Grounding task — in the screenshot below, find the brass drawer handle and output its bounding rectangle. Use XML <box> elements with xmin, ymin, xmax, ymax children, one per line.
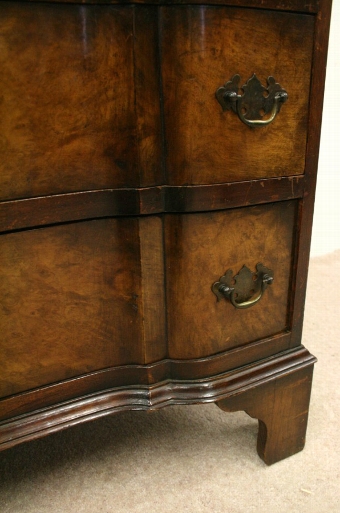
<box><xmin>216</xmin><ymin>74</ymin><xmax>288</xmax><ymax>128</ymax></box>
<box><xmin>212</xmin><ymin>263</ymin><xmax>274</xmax><ymax>309</ymax></box>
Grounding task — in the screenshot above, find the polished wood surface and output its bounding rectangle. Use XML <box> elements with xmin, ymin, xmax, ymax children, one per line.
<box><xmin>217</xmin><ymin>357</ymin><xmax>315</xmax><ymax>465</ymax></box>
<box><xmin>133</xmin><ymin>7</ymin><xmax>163</xmax><ymax>187</ymax></box>
<box><xmin>0</xmin><ymin>219</ymin><xmax>143</xmax><ymax>397</ymax></box>
<box><xmin>0</xmin><ymin>332</ymin><xmax>292</xmax><ymax>422</ymax></box>
<box><xmin>290</xmin><ymin>0</ymin><xmax>333</xmax><ymax>347</ymax></box>
<box><xmin>0</xmin><ymin>176</ymin><xmax>305</xmax><ymax>233</ymax></box>
<box><xmin>138</xmin><ymin>216</ymin><xmax>167</xmax><ymax>363</ymax></box>
<box><xmin>0</xmin><ymin>3</ymin><xmax>315</xmax><ymax>200</ymax></box>
<box><xmin>0</xmin><ymin>346</ymin><xmax>316</xmax><ymax>456</ymax></box>
<box><xmin>0</xmin><ymin>0</ymin><xmax>332</xmax><ymax>464</ymax></box>
<box><xmin>165</xmin><ymin>201</ymin><xmax>297</xmax><ymax>359</ymax></box>
<box><xmin>0</xmin><ymin>214</ymin><xmax>169</xmax><ymax>399</ymax></box>
<box><xmin>0</xmin><ymin>201</ymin><xmax>297</xmax><ymax>398</ymax></box>
<box><xmin>11</xmin><ymin>0</ymin><xmax>320</xmax><ymax>14</ymax></box>
<box><xmin>161</xmin><ymin>6</ymin><xmax>314</xmax><ymax>184</ymax></box>
<box><xmin>0</xmin><ymin>347</ymin><xmax>315</xmax><ymax>449</ymax></box>
<box><xmin>0</xmin><ymin>3</ymin><xmax>162</xmax><ymax>200</ymax></box>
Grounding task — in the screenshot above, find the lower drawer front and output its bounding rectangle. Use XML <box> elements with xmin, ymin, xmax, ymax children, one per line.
<box><xmin>0</xmin><ymin>202</ymin><xmax>297</xmax><ymax>399</ymax></box>
<box><xmin>165</xmin><ymin>201</ymin><xmax>298</xmax><ymax>359</ymax></box>
<box><xmin>0</xmin><ymin>218</ymin><xmax>145</xmax><ymax>398</ymax></box>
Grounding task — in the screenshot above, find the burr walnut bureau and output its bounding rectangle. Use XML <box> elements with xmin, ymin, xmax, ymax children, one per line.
<box><xmin>0</xmin><ymin>0</ymin><xmax>332</xmax><ymax>464</ymax></box>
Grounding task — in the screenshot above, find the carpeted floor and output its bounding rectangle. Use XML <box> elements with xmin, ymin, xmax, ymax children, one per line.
<box><xmin>0</xmin><ymin>251</ymin><xmax>339</xmax><ymax>513</ymax></box>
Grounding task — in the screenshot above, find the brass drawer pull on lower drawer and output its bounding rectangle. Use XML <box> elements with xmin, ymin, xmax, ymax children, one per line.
<box><xmin>212</xmin><ymin>263</ymin><xmax>274</xmax><ymax>309</ymax></box>
<box><xmin>216</xmin><ymin>74</ymin><xmax>288</xmax><ymax>128</ymax></box>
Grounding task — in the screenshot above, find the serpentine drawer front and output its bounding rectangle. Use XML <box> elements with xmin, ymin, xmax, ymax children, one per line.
<box><xmin>0</xmin><ymin>0</ymin><xmax>332</xmax><ymax>465</ymax></box>
<box><xmin>162</xmin><ymin>6</ymin><xmax>314</xmax><ymax>184</ymax></box>
<box><xmin>0</xmin><ymin>2</ymin><xmax>314</xmax><ymax>200</ymax></box>
<box><xmin>165</xmin><ymin>201</ymin><xmax>297</xmax><ymax>360</ymax></box>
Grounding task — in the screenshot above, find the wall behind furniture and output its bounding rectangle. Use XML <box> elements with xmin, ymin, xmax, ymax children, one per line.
<box><xmin>311</xmin><ymin>0</ymin><xmax>340</xmax><ymax>256</ymax></box>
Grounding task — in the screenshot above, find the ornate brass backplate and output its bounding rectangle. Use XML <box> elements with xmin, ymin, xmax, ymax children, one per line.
<box><xmin>212</xmin><ymin>263</ymin><xmax>274</xmax><ymax>309</ymax></box>
<box><xmin>216</xmin><ymin>74</ymin><xmax>288</xmax><ymax>127</ymax></box>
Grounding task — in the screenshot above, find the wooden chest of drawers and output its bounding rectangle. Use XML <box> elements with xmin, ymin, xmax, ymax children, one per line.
<box><xmin>0</xmin><ymin>0</ymin><xmax>332</xmax><ymax>464</ymax></box>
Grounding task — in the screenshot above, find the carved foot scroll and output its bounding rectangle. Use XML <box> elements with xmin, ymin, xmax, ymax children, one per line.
<box><xmin>216</xmin><ymin>364</ymin><xmax>315</xmax><ymax>465</ymax></box>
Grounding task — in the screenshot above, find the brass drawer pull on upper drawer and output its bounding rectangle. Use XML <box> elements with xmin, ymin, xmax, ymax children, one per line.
<box><xmin>216</xmin><ymin>74</ymin><xmax>288</xmax><ymax>128</ymax></box>
<box><xmin>212</xmin><ymin>263</ymin><xmax>274</xmax><ymax>309</ymax></box>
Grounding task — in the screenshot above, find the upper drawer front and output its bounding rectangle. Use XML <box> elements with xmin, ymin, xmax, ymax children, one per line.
<box><xmin>0</xmin><ymin>4</ymin><xmax>315</xmax><ymax>201</ymax></box>
<box><xmin>0</xmin><ymin>3</ymin><xmax>162</xmax><ymax>201</ymax></box>
<box><xmin>161</xmin><ymin>6</ymin><xmax>314</xmax><ymax>185</ymax></box>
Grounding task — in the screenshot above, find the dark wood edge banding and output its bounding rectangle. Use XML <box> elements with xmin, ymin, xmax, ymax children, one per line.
<box><xmin>0</xmin><ymin>331</ymin><xmax>291</xmax><ymax>421</ymax></box>
<box><xmin>0</xmin><ymin>345</ymin><xmax>316</xmax><ymax>451</ymax></box>
<box><xmin>163</xmin><ymin>176</ymin><xmax>304</xmax><ymax>213</ymax></box>
<box><xmin>0</xmin><ymin>189</ymin><xmax>140</xmax><ymax>234</ymax></box>
<box><xmin>0</xmin><ymin>176</ymin><xmax>305</xmax><ymax>233</ymax></box>
<box><xmin>2</xmin><ymin>0</ymin><xmax>320</xmax><ymax>13</ymax></box>
<box><xmin>6</xmin><ymin>0</ymin><xmax>319</xmax><ymax>14</ymax></box>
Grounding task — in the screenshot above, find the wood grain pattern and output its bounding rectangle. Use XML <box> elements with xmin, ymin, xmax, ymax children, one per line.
<box><xmin>217</xmin><ymin>362</ymin><xmax>315</xmax><ymax>464</ymax></box>
<box><xmin>0</xmin><ymin>3</ymin><xmax>316</xmax><ymax>201</ymax></box>
<box><xmin>0</xmin><ymin>176</ymin><xmax>305</xmax><ymax>233</ymax></box>
<box><xmin>0</xmin><ymin>332</ymin><xmax>291</xmax><ymax>422</ymax></box>
<box><xmin>0</xmin><ymin>346</ymin><xmax>316</xmax><ymax>453</ymax></box>
<box><xmin>0</xmin><ymin>0</ymin><xmax>331</xmax><ymax>461</ymax></box>
<box><xmin>0</xmin><ymin>3</ymin><xmax>162</xmax><ymax>201</ymax></box>
<box><xmin>165</xmin><ymin>201</ymin><xmax>297</xmax><ymax>359</ymax></box>
<box><xmin>133</xmin><ymin>7</ymin><xmax>164</xmax><ymax>186</ymax></box>
<box><xmin>0</xmin><ymin>219</ymin><xmax>143</xmax><ymax>398</ymax></box>
<box><xmin>289</xmin><ymin>0</ymin><xmax>333</xmax><ymax>348</ymax></box>
<box><xmin>139</xmin><ymin>216</ymin><xmax>167</xmax><ymax>363</ymax></box>
<box><xmin>161</xmin><ymin>7</ymin><xmax>314</xmax><ymax>185</ymax></box>
<box><xmin>8</xmin><ymin>0</ymin><xmax>320</xmax><ymax>15</ymax></box>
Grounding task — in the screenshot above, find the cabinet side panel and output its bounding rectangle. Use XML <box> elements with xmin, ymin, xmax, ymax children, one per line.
<box><xmin>0</xmin><ymin>219</ymin><xmax>143</xmax><ymax>398</ymax></box>
<box><xmin>165</xmin><ymin>202</ymin><xmax>297</xmax><ymax>359</ymax></box>
<box><xmin>0</xmin><ymin>3</ymin><xmax>138</xmax><ymax>200</ymax></box>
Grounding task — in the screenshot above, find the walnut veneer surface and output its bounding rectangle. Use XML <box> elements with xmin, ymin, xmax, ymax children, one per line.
<box><xmin>0</xmin><ymin>0</ymin><xmax>332</xmax><ymax>464</ymax></box>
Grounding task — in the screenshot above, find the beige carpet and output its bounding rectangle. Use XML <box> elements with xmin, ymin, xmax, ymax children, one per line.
<box><xmin>1</xmin><ymin>251</ymin><xmax>339</xmax><ymax>513</ymax></box>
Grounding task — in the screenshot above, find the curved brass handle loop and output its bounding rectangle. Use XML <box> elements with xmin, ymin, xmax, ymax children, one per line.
<box><xmin>233</xmin><ymin>91</ymin><xmax>288</xmax><ymax>127</ymax></box>
<box><xmin>212</xmin><ymin>264</ymin><xmax>274</xmax><ymax>310</ymax></box>
<box><xmin>216</xmin><ymin>74</ymin><xmax>288</xmax><ymax>128</ymax></box>
<box><xmin>217</xmin><ymin>273</ymin><xmax>273</xmax><ymax>309</ymax></box>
